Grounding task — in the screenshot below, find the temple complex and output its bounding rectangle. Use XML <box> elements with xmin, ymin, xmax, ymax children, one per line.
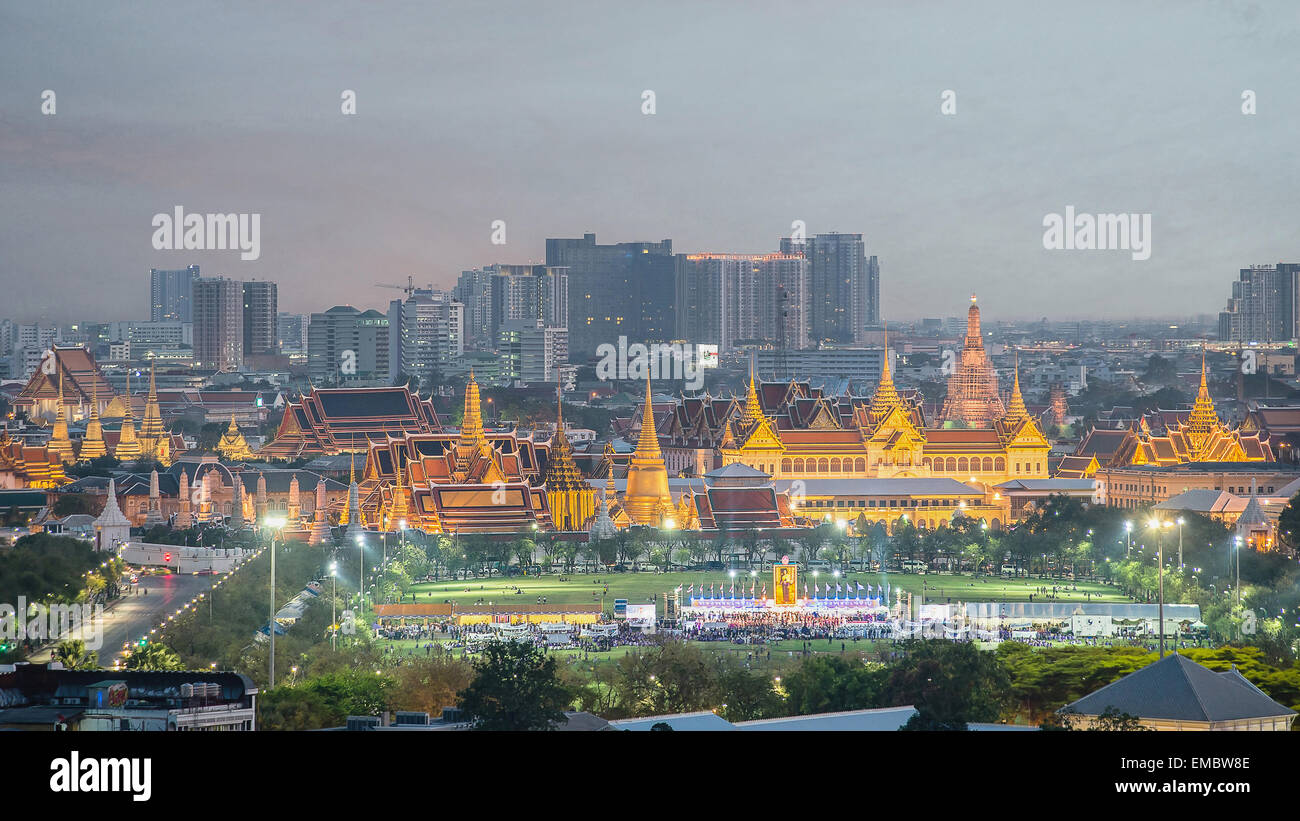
<box><xmin>258</xmin><ymin>385</ymin><xmax>441</xmax><ymax>458</ymax></box>
<box><xmin>355</xmin><ymin>372</ymin><xmax>553</xmax><ymax>533</ymax></box>
<box><xmin>938</xmin><ymin>295</ymin><xmax>1004</xmax><ymax>427</ymax></box>
<box><xmin>1070</xmin><ymin>352</ymin><xmax>1273</xmax><ymax>472</ymax></box>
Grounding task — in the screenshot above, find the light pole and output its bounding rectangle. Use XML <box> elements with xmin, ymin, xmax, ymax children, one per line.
<box><xmin>263</xmin><ymin>515</ymin><xmax>287</xmax><ymax>688</ymax></box>
<box><xmin>1147</xmin><ymin>518</ymin><xmax>1171</xmax><ymax>658</ymax></box>
<box><xmin>330</xmin><ymin>561</ymin><xmax>338</xmax><ymax>651</ymax></box>
<box><xmin>1124</xmin><ymin>520</ymin><xmax>1132</xmax><ymax>558</ymax></box>
<box><xmin>1176</xmin><ymin>517</ymin><xmax>1185</xmax><ymax>571</ymax></box>
<box><xmin>1233</xmin><ymin>535</ymin><xmax>1242</xmax><ymax>637</ymax></box>
<box><xmin>356</xmin><ymin>533</ymin><xmax>366</xmax><ymax>616</ymax></box>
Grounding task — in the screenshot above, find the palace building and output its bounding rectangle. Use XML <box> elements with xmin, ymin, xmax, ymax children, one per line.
<box><xmin>354</xmin><ymin>372</ymin><xmax>556</xmax><ymax>533</ymax></box>
<box><xmin>1070</xmin><ymin>352</ymin><xmax>1273</xmax><ymax>473</ymax></box>
<box><xmin>259</xmin><ymin>385</ymin><xmax>441</xmax><ymax>459</ymax></box>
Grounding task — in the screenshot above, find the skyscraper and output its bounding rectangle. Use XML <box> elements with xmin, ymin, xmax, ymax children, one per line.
<box><xmin>675</xmin><ymin>253</ymin><xmax>808</xmax><ymax>352</ymax></box>
<box><xmin>387</xmin><ymin>290</ymin><xmax>463</xmax><ymax>388</ymax></box>
<box><xmin>1218</xmin><ymin>263</ymin><xmax>1300</xmax><ymax>343</ymax></box>
<box><xmin>150</xmin><ymin>265</ymin><xmax>200</xmax><ymax>322</ymax></box>
<box><xmin>781</xmin><ymin>233</ymin><xmax>879</xmax><ymax>344</ymax></box>
<box><xmin>545</xmin><ymin>233</ymin><xmax>674</xmax><ymax>363</ymax></box>
<box><xmin>455</xmin><ymin>264</ymin><xmax>568</xmax><ymax>350</ymax></box>
<box><xmin>242</xmin><ymin>280</ymin><xmax>278</xmax><ymax>357</ymax></box>
<box><xmin>192</xmin><ymin>277</ymin><xmax>244</xmax><ymax>370</ymax></box>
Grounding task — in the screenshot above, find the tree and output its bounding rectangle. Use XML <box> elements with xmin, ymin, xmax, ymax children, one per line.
<box><xmin>884</xmin><ymin>640</ymin><xmax>1010</xmax><ymax>730</ymax></box>
<box><xmin>124</xmin><ymin>642</ymin><xmax>185</xmax><ymax>671</ymax></box>
<box><xmin>457</xmin><ymin>641</ymin><xmax>571</xmax><ymax>731</ymax></box>
<box><xmin>781</xmin><ymin>655</ymin><xmax>884</xmax><ymax>716</ymax></box>
<box><xmin>54</xmin><ymin>639</ymin><xmax>99</xmax><ymax>670</ymax></box>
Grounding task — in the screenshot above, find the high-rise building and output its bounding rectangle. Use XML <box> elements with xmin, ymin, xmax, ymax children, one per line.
<box><xmin>498</xmin><ymin>319</ymin><xmax>568</xmax><ymax>384</ymax></box>
<box><xmin>1218</xmin><ymin>264</ymin><xmax>1300</xmax><ymax>343</ymax></box>
<box><xmin>388</xmin><ymin>291</ymin><xmax>463</xmax><ymax>388</ymax></box>
<box><xmin>192</xmin><ymin>277</ymin><xmax>244</xmax><ymax>371</ymax></box>
<box><xmin>780</xmin><ymin>233</ymin><xmax>879</xmax><ymax>344</ymax></box>
<box><xmin>150</xmin><ymin>265</ymin><xmax>201</xmax><ymax>322</ymax></box>
<box><xmin>455</xmin><ymin>264</ymin><xmax>568</xmax><ymax>350</ymax></box>
<box><xmin>242</xmin><ymin>280</ymin><xmax>278</xmax><ymax>356</ymax></box>
<box><xmin>675</xmin><ymin>253</ymin><xmax>808</xmax><ymax>352</ymax></box>
<box><xmin>545</xmin><ymin>233</ymin><xmax>674</xmax><ymax>362</ymax></box>
<box><xmin>307</xmin><ymin>306</ymin><xmax>391</xmax><ymax>385</ymax></box>
<box><xmin>276</xmin><ymin>312</ymin><xmax>308</xmax><ymax>363</ymax></box>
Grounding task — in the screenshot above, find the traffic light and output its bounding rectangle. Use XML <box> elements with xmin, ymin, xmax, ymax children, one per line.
<box><xmin>137</xmin><ymin>638</ymin><xmax>148</xmax><ymax>647</ymax></box>
<box><xmin>163</xmin><ymin>552</ymin><xmax>172</xmax><ymax>563</ymax></box>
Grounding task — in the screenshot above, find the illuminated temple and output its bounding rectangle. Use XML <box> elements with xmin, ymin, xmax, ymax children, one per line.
<box><xmin>939</xmin><ymin>295</ymin><xmax>1004</xmax><ymax>427</ymax></box>
<box><xmin>259</xmin><ymin>384</ymin><xmax>441</xmax><ymax>458</ymax></box>
<box><xmin>1068</xmin><ymin>352</ymin><xmax>1273</xmax><ymax>472</ymax></box>
<box><xmin>355</xmin><ymin>373</ymin><xmax>556</xmax><ymax>533</ymax></box>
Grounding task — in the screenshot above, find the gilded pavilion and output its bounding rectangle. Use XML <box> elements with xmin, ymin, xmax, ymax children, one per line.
<box><xmin>216</xmin><ymin>415</ymin><xmax>256</xmax><ymax>461</ymax></box>
<box><xmin>1069</xmin><ymin>352</ymin><xmax>1273</xmax><ymax>472</ymax></box>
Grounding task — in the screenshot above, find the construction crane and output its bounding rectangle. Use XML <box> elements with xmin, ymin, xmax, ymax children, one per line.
<box><xmin>375</xmin><ymin>275</ymin><xmax>418</xmax><ymax>298</ymax></box>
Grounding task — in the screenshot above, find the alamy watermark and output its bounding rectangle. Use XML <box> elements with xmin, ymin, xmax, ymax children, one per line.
<box><xmin>595</xmin><ymin>336</ymin><xmax>705</xmax><ymax>390</ymax></box>
<box><xmin>151</xmin><ymin>206</ymin><xmax>261</xmax><ymax>260</ymax></box>
<box><xmin>1043</xmin><ymin>206</ymin><xmax>1151</xmax><ymax>261</ymax></box>
<box><xmin>0</xmin><ymin>598</ymin><xmax>104</xmax><ymax>650</ymax></box>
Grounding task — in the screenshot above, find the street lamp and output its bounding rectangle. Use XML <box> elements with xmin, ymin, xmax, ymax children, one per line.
<box><xmin>1124</xmin><ymin>520</ymin><xmax>1132</xmax><ymax>558</ymax></box>
<box><xmin>1146</xmin><ymin>518</ymin><xmax>1172</xmax><ymax>658</ymax></box>
<box><xmin>1176</xmin><ymin>517</ymin><xmax>1185</xmax><ymax>570</ymax></box>
<box><xmin>355</xmin><ymin>533</ymin><xmax>367</xmax><ymax>616</ymax></box>
<box><xmin>330</xmin><ymin>561</ymin><xmax>339</xmax><ymax>651</ymax></box>
<box><xmin>262</xmin><ymin>515</ymin><xmax>287</xmax><ymax>687</ymax></box>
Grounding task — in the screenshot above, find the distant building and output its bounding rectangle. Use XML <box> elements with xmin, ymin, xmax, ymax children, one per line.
<box><xmin>780</xmin><ymin>233</ymin><xmax>879</xmax><ymax>344</ymax></box>
<box><xmin>149</xmin><ymin>265</ymin><xmax>200</xmax><ymax>323</ymax></box>
<box><xmin>192</xmin><ymin>277</ymin><xmax>245</xmax><ymax>371</ymax></box>
<box><xmin>1217</xmin><ymin>263</ymin><xmax>1300</xmax><ymax>343</ymax></box>
<box><xmin>307</xmin><ymin>306</ymin><xmax>391</xmax><ymax>385</ymax></box>
<box><xmin>498</xmin><ymin>319</ymin><xmax>568</xmax><ymax>384</ymax></box>
<box><xmin>389</xmin><ymin>290</ymin><xmax>463</xmax><ymax>388</ymax></box>
<box><xmin>241</xmin><ymin>280</ymin><xmax>278</xmax><ymax>357</ymax></box>
<box><xmin>675</xmin><ymin>253</ymin><xmax>808</xmax><ymax>352</ymax></box>
<box><xmin>545</xmin><ymin>233</ymin><xmax>674</xmax><ymax>363</ymax></box>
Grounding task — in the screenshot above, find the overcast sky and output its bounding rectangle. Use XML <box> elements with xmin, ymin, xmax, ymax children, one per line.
<box><xmin>1</xmin><ymin>1</ymin><xmax>1296</xmax><ymax>324</ymax></box>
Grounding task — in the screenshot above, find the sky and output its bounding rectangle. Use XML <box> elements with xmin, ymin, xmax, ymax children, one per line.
<box><xmin>1</xmin><ymin>0</ymin><xmax>1297</xmax><ymax>324</ymax></box>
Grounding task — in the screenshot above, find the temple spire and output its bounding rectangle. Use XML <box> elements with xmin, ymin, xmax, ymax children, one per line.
<box><xmin>869</xmin><ymin>324</ymin><xmax>902</xmax><ymax>418</ymax></box>
<box><xmin>1003</xmin><ymin>353</ymin><xmax>1029</xmax><ymax>425</ymax></box>
<box><xmin>80</xmin><ymin>380</ymin><xmax>107</xmax><ymax>460</ymax></box>
<box><xmin>634</xmin><ymin>375</ymin><xmax>662</xmax><ymax>459</ymax></box>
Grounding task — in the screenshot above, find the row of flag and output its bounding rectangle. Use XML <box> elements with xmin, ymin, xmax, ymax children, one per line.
<box><xmin>675</xmin><ymin>581</ymin><xmax>891</xmax><ymax>600</ymax></box>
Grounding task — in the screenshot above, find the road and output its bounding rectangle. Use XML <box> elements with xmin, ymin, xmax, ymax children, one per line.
<box><xmin>30</xmin><ymin>572</ymin><xmax>214</xmax><ymax>665</ymax></box>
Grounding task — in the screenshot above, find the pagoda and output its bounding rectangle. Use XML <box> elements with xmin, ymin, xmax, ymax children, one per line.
<box><xmin>47</xmin><ymin>373</ymin><xmax>75</xmax><ymax>465</ymax></box>
<box><xmin>621</xmin><ymin>377</ymin><xmax>673</xmax><ymax>526</ymax></box>
<box><xmin>136</xmin><ymin>362</ymin><xmax>171</xmax><ymax>465</ymax></box>
<box><xmin>78</xmin><ymin>383</ymin><xmax>108</xmax><ymax>461</ymax></box>
<box><xmin>543</xmin><ymin>390</ymin><xmax>596</xmax><ymax>531</ymax></box>
<box><xmin>113</xmin><ymin>368</ymin><xmax>142</xmax><ymax>461</ymax></box>
<box><xmin>939</xmin><ymin>295</ymin><xmax>1005</xmax><ymax>427</ymax></box>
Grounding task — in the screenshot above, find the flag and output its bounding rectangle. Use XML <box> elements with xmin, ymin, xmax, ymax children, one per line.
<box><xmin>814</xmin><ymin>583</ymin><xmax>820</xmax><ymax>596</ymax></box>
<box><xmin>857</xmin><ymin>582</ymin><xmax>865</xmax><ymax>593</ymax></box>
<box><xmin>803</xmin><ymin>583</ymin><xmax>809</xmax><ymax>599</ymax></box>
<box><xmin>761</xmin><ymin>583</ymin><xmax>766</xmax><ymax>598</ymax></box>
<box><xmin>836</xmin><ymin>583</ymin><xmax>842</xmax><ymax>597</ymax></box>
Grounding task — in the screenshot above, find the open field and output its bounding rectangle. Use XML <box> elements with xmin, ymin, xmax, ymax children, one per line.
<box><xmin>402</xmin><ymin>570</ymin><xmax>1130</xmax><ymax>615</ymax></box>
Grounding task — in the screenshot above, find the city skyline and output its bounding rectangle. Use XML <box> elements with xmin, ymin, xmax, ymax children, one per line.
<box><xmin>2</xmin><ymin>1</ymin><xmax>1298</xmax><ymax>322</ymax></box>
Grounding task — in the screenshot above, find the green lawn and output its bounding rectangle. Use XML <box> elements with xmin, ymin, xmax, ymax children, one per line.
<box><xmin>400</xmin><ymin>570</ymin><xmax>1129</xmax><ymax>616</ymax></box>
